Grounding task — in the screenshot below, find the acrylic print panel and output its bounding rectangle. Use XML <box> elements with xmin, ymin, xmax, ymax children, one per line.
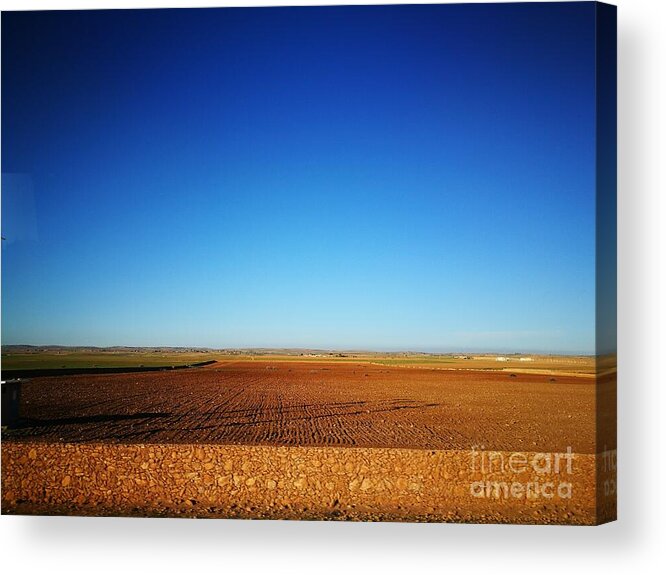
<box><xmin>0</xmin><ymin>2</ymin><xmax>616</xmax><ymax>524</ymax></box>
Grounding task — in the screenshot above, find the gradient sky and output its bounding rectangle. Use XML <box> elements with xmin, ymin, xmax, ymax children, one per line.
<box><xmin>2</xmin><ymin>3</ymin><xmax>598</xmax><ymax>353</ymax></box>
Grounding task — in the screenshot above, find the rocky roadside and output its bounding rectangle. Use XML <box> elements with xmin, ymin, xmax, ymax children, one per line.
<box><xmin>1</xmin><ymin>442</ymin><xmax>608</xmax><ymax>524</ymax></box>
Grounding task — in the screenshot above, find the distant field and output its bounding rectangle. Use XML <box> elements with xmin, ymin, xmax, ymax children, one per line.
<box><xmin>371</xmin><ymin>356</ymin><xmax>598</xmax><ymax>374</ymax></box>
<box><xmin>369</xmin><ymin>358</ymin><xmax>456</xmax><ymax>366</ymax></box>
<box><xmin>1</xmin><ymin>349</ymin><xmax>599</xmax><ymax>375</ymax></box>
<box><xmin>0</xmin><ymin>351</ymin><xmax>219</xmax><ymax>371</ymax></box>
<box><xmin>229</xmin><ymin>354</ymin><xmax>598</xmax><ymax>374</ymax></box>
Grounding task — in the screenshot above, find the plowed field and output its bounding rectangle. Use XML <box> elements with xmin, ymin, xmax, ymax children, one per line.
<box><xmin>4</xmin><ymin>360</ymin><xmax>609</xmax><ymax>453</ymax></box>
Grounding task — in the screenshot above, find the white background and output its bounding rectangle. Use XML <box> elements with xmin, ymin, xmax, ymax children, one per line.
<box><xmin>0</xmin><ymin>0</ymin><xmax>664</xmax><ymax>573</ymax></box>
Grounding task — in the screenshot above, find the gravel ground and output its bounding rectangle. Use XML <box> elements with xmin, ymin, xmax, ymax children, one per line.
<box><xmin>1</xmin><ymin>442</ymin><xmax>615</xmax><ymax>524</ymax></box>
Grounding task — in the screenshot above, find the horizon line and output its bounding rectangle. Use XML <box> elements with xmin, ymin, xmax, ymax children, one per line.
<box><xmin>0</xmin><ymin>343</ymin><xmax>604</xmax><ymax>357</ymax></box>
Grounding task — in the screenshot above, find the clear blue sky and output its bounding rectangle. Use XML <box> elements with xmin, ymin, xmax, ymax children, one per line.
<box><xmin>2</xmin><ymin>3</ymin><xmax>598</xmax><ymax>353</ymax></box>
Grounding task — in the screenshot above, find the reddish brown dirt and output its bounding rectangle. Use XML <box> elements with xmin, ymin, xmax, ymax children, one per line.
<box><xmin>4</xmin><ymin>360</ymin><xmax>608</xmax><ymax>453</ymax></box>
<box><xmin>2</xmin><ymin>443</ymin><xmax>614</xmax><ymax>524</ymax></box>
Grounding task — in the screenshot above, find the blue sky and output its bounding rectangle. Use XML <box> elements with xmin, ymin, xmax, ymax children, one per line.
<box><xmin>2</xmin><ymin>3</ymin><xmax>598</xmax><ymax>353</ymax></box>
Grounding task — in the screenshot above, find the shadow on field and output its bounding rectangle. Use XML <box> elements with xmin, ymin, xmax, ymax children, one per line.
<box><xmin>14</xmin><ymin>412</ymin><xmax>172</xmax><ymax>429</ymax></box>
